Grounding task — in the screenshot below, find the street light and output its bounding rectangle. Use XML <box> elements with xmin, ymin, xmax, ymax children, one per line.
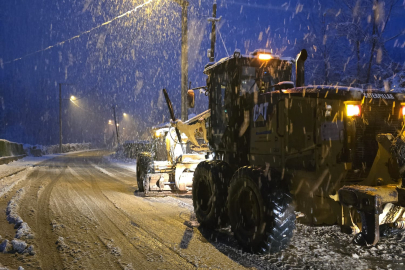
<box><xmin>70</xmin><ymin>95</ymin><xmax>77</xmax><ymax>101</ymax></box>
<box><xmin>123</xmin><ymin>113</ymin><xmax>127</xmax><ymax>116</ymax></box>
<box><xmin>59</xmin><ymin>83</ymin><xmax>74</xmax><ymax>153</ymax></box>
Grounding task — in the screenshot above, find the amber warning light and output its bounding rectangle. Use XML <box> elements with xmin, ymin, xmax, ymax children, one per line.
<box><xmin>346</xmin><ymin>104</ymin><xmax>361</xmax><ymax>117</ymax></box>
<box><xmin>258</xmin><ymin>54</ymin><xmax>272</xmax><ymax>60</ymax></box>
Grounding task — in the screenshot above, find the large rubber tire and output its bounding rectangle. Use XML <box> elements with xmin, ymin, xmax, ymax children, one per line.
<box><xmin>192</xmin><ymin>160</ymin><xmax>232</xmax><ymax>229</ymax></box>
<box><xmin>136</xmin><ymin>152</ymin><xmax>154</xmax><ymax>193</ymax></box>
<box><xmin>227</xmin><ymin>167</ymin><xmax>295</xmax><ymax>254</ymax></box>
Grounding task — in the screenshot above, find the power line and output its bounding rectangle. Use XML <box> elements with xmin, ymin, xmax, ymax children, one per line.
<box><xmin>3</xmin><ymin>0</ymin><xmax>154</xmax><ymax>65</ymax></box>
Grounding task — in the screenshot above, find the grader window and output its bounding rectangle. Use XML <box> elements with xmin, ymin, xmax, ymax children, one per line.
<box><xmin>210</xmin><ymin>71</ymin><xmax>232</xmax><ymax>149</ymax></box>
<box><xmin>241</xmin><ymin>66</ymin><xmax>257</xmax><ymax>95</ymax></box>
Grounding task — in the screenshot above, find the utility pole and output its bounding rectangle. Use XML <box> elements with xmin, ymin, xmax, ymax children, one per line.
<box><xmin>59</xmin><ymin>83</ymin><xmax>62</xmax><ymax>153</ymax></box>
<box><xmin>180</xmin><ymin>1</ymin><xmax>189</xmax><ymax>121</ymax></box>
<box><xmin>173</xmin><ymin>0</ymin><xmax>189</xmax><ymax>121</ymax></box>
<box><xmin>58</xmin><ymin>82</ymin><xmax>74</xmax><ymax>153</ymax></box>
<box><xmin>209</xmin><ymin>1</ymin><xmax>217</xmax><ymax>62</ymax></box>
<box><xmin>112</xmin><ymin>105</ymin><xmax>120</xmax><ymax>145</ymax></box>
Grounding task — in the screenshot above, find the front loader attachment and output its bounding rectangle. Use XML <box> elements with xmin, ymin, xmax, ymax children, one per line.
<box><xmin>338</xmin><ymin>133</ymin><xmax>405</xmax><ymax>245</ymax></box>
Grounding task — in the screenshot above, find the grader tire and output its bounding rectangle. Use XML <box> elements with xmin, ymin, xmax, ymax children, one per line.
<box><xmin>192</xmin><ymin>160</ymin><xmax>232</xmax><ymax>229</ymax></box>
<box><xmin>137</xmin><ymin>152</ymin><xmax>154</xmax><ymax>193</ymax></box>
<box><xmin>227</xmin><ymin>167</ymin><xmax>295</xmax><ymax>254</ymax></box>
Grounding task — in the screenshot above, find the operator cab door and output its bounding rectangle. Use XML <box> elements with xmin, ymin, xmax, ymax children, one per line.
<box><xmin>208</xmin><ymin>68</ymin><xmax>233</xmax><ymax>152</ymax></box>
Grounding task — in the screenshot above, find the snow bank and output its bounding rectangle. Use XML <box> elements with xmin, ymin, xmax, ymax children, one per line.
<box><xmin>6</xmin><ymin>187</ymin><xmax>34</xmax><ymax>239</ymax></box>
<box><xmin>24</xmin><ymin>143</ymin><xmax>92</xmax><ymax>156</ymax></box>
<box><xmin>0</xmin><ymin>240</ymin><xmax>12</xmax><ymax>253</ymax></box>
<box><xmin>3</xmin><ymin>188</ymin><xmax>35</xmax><ymax>254</ymax></box>
<box><xmin>6</xmin><ymin>188</ymin><xmax>26</xmax><ymax>227</ymax></box>
<box><xmin>11</xmin><ymin>239</ymin><xmax>27</xmax><ymax>253</ymax></box>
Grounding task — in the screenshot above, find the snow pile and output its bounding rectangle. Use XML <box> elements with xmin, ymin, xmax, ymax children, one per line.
<box><xmin>6</xmin><ymin>187</ymin><xmax>34</xmax><ymax>240</ymax></box>
<box><xmin>6</xmin><ymin>188</ymin><xmax>26</xmax><ymax>227</ymax></box>
<box><xmin>2</xmin><ymin>188</ymin><xmax>35</xmax><ymax>255</ymax></box>
<box><xmin>11</xmin><ymin>239</ymin><xmax>27</xmax><ymax>253</ymax></box>
<box><xmin>56</xmin><ymin>236</ymin><xmax>68</xmax><ymax>251</ymax></box>
<box><xmin>15</xmin><ymin>222</ymin><xmax>33</xmax><ymax>239</ymax></box>
<box><xmin>23</xmin><ymin>142</ymin><xmax>92</xmax><ymax>156</ymax></box>
<box><xmin>0</xmin><ymin>239</ymin><xmax>12</xmax><ymax>253</ymax></box>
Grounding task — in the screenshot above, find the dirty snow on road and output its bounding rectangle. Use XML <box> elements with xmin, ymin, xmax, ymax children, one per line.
<box><xmin>0</xmin><ymin>150</ymin><xmax>404</xmax><ymax>269</ymax></box>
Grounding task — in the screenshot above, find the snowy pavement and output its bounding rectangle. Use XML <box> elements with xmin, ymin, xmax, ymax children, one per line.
<box><xmin>106</xmin><ymin>156</ymin><xmax>405</xmax><ymax>270</ymax></box>
<box><xmin>0</xmin><ymin>155</ymin><xmax>57</xmax><ymax>180</ymax></box>
<box><xmin>0</xmin><ymin>150</ymin><xmax>243</xmax><ymax>269</ymax></box>
<box><xmin>104</xmin><ymin>155</ymin><xmax>137</xmax><ymax>173</ymax></box>
<box><xmin>0</xmin><ymin>149</ymin><xmax>98</xmax><ymax>180</ymax></box>
<box><xmin>141</xmin><ymin>196</ymin><xmax>405</xmax><ymax>270</ymax></box>
<box><xmin>0</xmin><ymin>151</ymin><xmax>404</xmax><ymax>269</ymax></box>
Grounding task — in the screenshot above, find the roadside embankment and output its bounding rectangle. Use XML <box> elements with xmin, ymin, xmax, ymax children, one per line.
<box><xmin>0</xmin><ymin>140</ymin><xmax>26</xmax><ymax>165</ymax></box>
<box><xmin>23</xmin><ymin>143</ymin><xmax>92</xmax><ymax>156</ymax></box>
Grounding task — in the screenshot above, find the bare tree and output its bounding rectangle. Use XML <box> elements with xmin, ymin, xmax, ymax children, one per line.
<box><xmin>335</xmin><ymin>0</ymin><xmax>405</xmax><ymax>85</ymax></box>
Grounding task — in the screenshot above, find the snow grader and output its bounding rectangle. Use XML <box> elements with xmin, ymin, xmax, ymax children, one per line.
<box><xmin>138</xmin><ymin>48</ymin><xmax>405</xmax><ymax>254</ymax></box>
<box><xmin>189</xmin><ymin>48</ymin><xmax>405</xmax><ymax>253</ymax></box>
<box><xmin>136</xmin><ymin>90</ymin><xmax>210</xmax><ymax>196</ymax></box>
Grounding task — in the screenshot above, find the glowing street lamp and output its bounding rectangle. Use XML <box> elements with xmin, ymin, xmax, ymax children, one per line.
<box><xmin>70</xmin><ymin>95</ymin><xmax>77</xmax><ymax>101</ymax></box>
<box><xmin>123</xmin><ymin>113</ymin><xmax>127</xmax><ymax>117</ymax></box>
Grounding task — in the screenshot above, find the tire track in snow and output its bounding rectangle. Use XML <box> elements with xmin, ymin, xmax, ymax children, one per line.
<box><xmin>35</xmin><ymin>160</ymin><xmax>70</xmax><ymax>269</ymax></box>
<box><xmin>87</xmin><ymin>161</ymin><xmax>241</xmax><ymax>269</ymax></box>
<box><xmin>81</xmin><ymin>164</ymin><xmax>197</xmax><ymax>268</ymax></box>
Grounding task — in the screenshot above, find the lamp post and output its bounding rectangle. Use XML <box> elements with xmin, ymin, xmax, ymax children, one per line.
<box><xmin>58</xmin><ymin>83</ymin><xmax>74</xmax><ymax>153</ymax></box>
<box><xmin>112</xmin><ymin>105</ymin><xmax>120</xmax><ymax>145</ymax></box>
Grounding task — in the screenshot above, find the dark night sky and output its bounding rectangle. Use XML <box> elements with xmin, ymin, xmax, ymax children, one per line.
<box><xmin>1</xmin><ymin>0</ymin><xmax>404</xmax><ymax>145</ymax></box>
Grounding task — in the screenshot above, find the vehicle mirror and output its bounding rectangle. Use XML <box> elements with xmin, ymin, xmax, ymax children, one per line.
<box><xmin>187</xmin><ymin>90</ymin><xmax>195</xmax><ymax>108</ymax></box>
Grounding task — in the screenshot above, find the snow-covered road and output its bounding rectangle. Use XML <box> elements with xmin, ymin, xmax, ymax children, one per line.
<box><xmin>0</xmin><ymin>150</ymin><xmax>404</xmax><ymax>270</ymax></box>
<box><xmin>0</xmin><ymin>150</ymin><xmax>243</xmax><ymax>269</ymax></box>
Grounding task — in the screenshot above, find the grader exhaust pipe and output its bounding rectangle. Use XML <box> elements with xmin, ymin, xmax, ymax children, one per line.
<box><xmin>296</xmin><ymin>49</ymin><xmax>307</xmax><ymax>87</ymax></box>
